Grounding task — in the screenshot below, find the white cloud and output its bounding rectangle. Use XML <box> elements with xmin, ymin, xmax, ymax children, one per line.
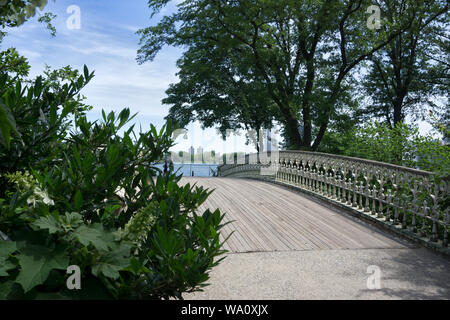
<box><xmin>18</xmin><ymin>49</ymin><xmax>42</xmax><ymax>59</ymax></box>
<box><xmin>119</xmin><ymin>24</ymin><xmax>140</xmax><ymax>33</ymax></box>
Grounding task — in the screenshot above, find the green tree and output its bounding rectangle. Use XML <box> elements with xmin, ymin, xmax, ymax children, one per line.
<box><xmin>138</xmin><ymin>0</ymin><xmax>415</xmax><ymax>150</ymax></box>
<box><xmin>0</xmin><ymin>0</ymin><xmax>56</xmax><ymax>38</ymax></box>
<box><xmin>0</xmin><ymin>0</ymin><xmax>56</xmax><ymax>149</ymax></box>
<box><xmin>358</xmin><ymin>0</ymin><xmax>448</xmax><ymax>127</ymax></box>
<box><xmin>0</xmin><ymin>48</ymin><xmax>30</xmax><ymax>82</ymax></box>
<box><xmin>163</xmin><ymin>44</ymin><xmax>277</xmax><ymax>151</ymax></box>
<box><xmin>338</xmin><ymin>121</ymin><xmax>449</xmax><ymax>178</ymax></box>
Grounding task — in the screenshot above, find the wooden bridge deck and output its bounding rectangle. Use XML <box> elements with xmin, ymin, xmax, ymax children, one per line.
<box><xmin>181</xmin><ymin>177</ymin><xmax>409</xmax><ymax>253</ymax></box>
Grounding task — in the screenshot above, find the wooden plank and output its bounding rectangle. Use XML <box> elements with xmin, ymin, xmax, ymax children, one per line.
<box><xmin>180</xmin><ymin>177</ymin><xmax>407</xmax><ymax>253</ymax></box>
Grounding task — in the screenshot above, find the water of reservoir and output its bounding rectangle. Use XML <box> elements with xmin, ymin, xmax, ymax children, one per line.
<box><xmin>154</xmin><ymin>163</ymin><xmax>218</xmax><ymax>177</ymax></box>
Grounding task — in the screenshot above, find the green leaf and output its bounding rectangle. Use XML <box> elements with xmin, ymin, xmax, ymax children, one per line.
<box><xmin>59</xmin><ymin>212</ymin><xmax>83</xmax><ymax>230</ymax></box>
<box><xmin>83</xmin><ymin>65</ymin><xmax>89</xmax><ymax>80</ymax></box>
<box><xmin>73</xmin><ymin>223</ymin><xmax>114</xmax><ymax>251</ymax></box>
<box><xmin>74</xmin><ymin>190</ymin><xmax>83</xmax><ymax>211</ymax></box>
<box><xmin>91</xmin><ymin>244</ymin><xmax>132</xmax><ymax>280</ymax></box>
<box><xmin>0</xmin><ymin>98</ymin><xmax>18</xmax><ymax>149</ymax></box>
<box><xmin>34</xmin><ymin>76</ymin><xmax>43</xmax><ymax>97</ymax></box>
<box><xmin>32</xmin><ymin>215</ymin><xmax>61</xmax><ymax>234</ymax></box>
<box><xmin>0</xmin><ymin>240</ymin><xmax>17</xmax><ymax>257</ymax></box>
<box><xmin>16</xmin><ymin>245</ymin><xmax>69</xmax><ymax>293</ymax></box>
<box><xmin>0</xmin><ymin>256</ymin><xmax>16</xmax><ymax>276</ymax></box>
<box><xmin>0</xmin><ymin>281</ymin><xmax>15</xmax><ymax>299</ymax></box>
<box><xmin>122</xmin><ymin>257</ymin><xmax>152</xmax><ymax>275</ymax></box>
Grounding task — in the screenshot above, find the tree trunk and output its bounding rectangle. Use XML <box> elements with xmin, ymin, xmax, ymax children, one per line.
<box><xmin>393</xmin><ymin>94</ymin><xmax>405</xmax><ymax>125</ymax></box>
<box><xmin>284</xmin><ymin>116</ymin><xmax>303</xmax><ymax>149</ymax></box>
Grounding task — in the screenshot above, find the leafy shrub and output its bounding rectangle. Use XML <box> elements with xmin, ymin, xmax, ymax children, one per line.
<box><xmin>322</xmin><ymin>121</ymin><xmax>449</xmax><ymax>178</ymax></box>
<box><xmin>0</xmin><ymin>62</ymin><xmax>227</xmax><ymax>299</ymax></box>
<box><xmin>343</xmin><ymin>122</ymin><xmax>419</xmax><ymax>166</ymax></box>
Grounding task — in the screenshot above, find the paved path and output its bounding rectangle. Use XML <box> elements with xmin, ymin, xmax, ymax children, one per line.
<box><xmin>180</xmin><ymin>177</ymin><xmax>450</xmax><ymax>300</ymax></box>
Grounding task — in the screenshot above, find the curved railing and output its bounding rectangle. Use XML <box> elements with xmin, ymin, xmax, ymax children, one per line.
<box><xmin>218</xmin><ymin>151</ymin><xmax>449</xmax><ymax>252</ymax></box>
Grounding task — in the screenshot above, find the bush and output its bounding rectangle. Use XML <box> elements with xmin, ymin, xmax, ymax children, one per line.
<box><xmin>0</xmin><ymin>63</ymin><xmax>227</xmax><ymax>299</ymax></box>
<box><xmin>322</xmin><ymin>121</ymin><xmax>449</xmax><ymax>179</ymax></box>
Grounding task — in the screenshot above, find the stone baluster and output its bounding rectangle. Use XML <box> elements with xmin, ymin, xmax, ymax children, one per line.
<box><xmin>364</xmin><ymin>179</ymin><xmax>371</xmax><ymax>213</ymax></box>
<box><xmin>336</xmin><ymin>167</ymin><xmax>341</xmax><ymax>201</ymax></box>
<box><xmin>327</xmin><ymin>170</ymin><xmax>332</xmax><ymax>198</ymax></box>
<box><xmin>443</xmin><ymin>207</ymin><xmax>449</xmax><ymax>247</ymax></box>
<box><xmin>430</xmin><ymin>183</ymin><xmax>439</xmax><ymax>242</ymax></box>
<box><xmin>306</xmin><ymin>163</ymin><xmax>312</xmax><ymax>190</ymax></box>
<box><xmin>297</xmin><ymin>161</ymin><xmax>303</xmax><ymax>187</ymax></box>
<box><xmin>410</xmin><ymin>181</ymin><xmax>420</xmax><ymax>233</ymax></box>
<box><xmin>378</xmin><ymin>174</ymin><xmax>386</xmax><ymax>219</ymax></box>
<box><xmin>420</xmin><ymin>201</ymin><xmax>428</xmax><ymax>237</ymax></box>
<box><xmin>401</xmin><ymin>193</ymin><xmax>408</xmax><ymax>230</ymax></box>
<box><xmin>385</xmin><ymin>191</ymin><xmax>391</xmax><ymax>222</ymax></box>
<box><xmin>357</xmin><ymin>180</ymin><xmax>363</xmax><ymax>210</ymax></box>
<box><xmin>393</xmin><ymin>194</ymin><xmax>399</xmax><ymax>225</ymax></box>
<box><xmin>352</xmin><ymin>173</ymin><xmax>357</xmax><ymax>207</ymax></box>
<box><xmin>292</xmin><ymin>160</ymin><xmax>298</xmax><ymax>185</ymax></box>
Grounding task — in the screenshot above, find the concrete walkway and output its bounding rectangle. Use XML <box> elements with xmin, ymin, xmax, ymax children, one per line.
<box><xmin>184</xmin><ymin>248</ymin><xmax>450</xmax><ymax>300</ymax></box>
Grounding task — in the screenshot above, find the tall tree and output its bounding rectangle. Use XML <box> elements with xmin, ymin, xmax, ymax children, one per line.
<box><xmin>138</xmin><ymin>0</ymin><xmax>414</xmax><ymax>150</ymax></box>
<box><xmin>0</xmin><ymin>0</ymin><xmax>55</xmax><ymax>149</ymax></box>
<box><xmin>163</xmin><ymin>45</ymin><xmax>278</xmax><ymax>151</ymax></box>
<box><xmin>359</xmin><ymin>0</ymin><xmax>448</xmax><ymax>127</ymax></box>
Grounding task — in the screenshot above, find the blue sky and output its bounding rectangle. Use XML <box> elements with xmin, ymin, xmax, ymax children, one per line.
<box><xmin>1</xmin><ymin>0</ymin><xmax>257</xmax><ymax>154</ymax></box>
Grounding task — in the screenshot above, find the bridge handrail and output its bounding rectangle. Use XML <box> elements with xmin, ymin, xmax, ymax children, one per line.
<box><xmin>218</xmin><ymin>150</ymin><xmax>449</xmax><ymax>250</ymax></box>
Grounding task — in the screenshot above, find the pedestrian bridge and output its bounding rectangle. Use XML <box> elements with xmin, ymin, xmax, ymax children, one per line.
<box><xmin>213</xmin><ymin>150</ymin><xmax>449</xmax><ymax>253</ymax></box>
<box><xmin>182</xmin><ymin>177</ymin><xmax>407</xmax><ymax>253</ymax></box>
<box><xmin>182</xmin><ymin>151</ymin><xmax>450</xmax><ymax>299</ymax></box>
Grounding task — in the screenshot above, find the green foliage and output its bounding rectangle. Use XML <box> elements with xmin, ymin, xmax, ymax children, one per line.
<box><xmin>0</xmin><ymin>51</ymin><xmax>227</xmax><ymax>298</ymax></box>
<box><xmin>0</xmin><ymin>96</ymin><xmax>18</xmax><ymax>149</ymax></box>
<box><xmin>344</xmin><ymin>122</ymin><xmax>418</xmax><ymax>165</ymax></box>
<box><xmin>358</xmin><ymin>0</ymin><xmax>448</xmax><ymax>126</ymax></box>
<box><xmin>414</xmin><ymin>136</ymin><xmax>450</xmax><ymax>179</ymax></box>
<box><xmin>37</xmin><ymin>11</ymin><xmax>56</xmax><ymax>37</ymax></box>
<box><xmin>138</xmin><ymin>0</ymin><xmax>419</xmax><ymax>150</ymax></box>
<box><xmin>15</xmin><ymin>244</ymin><xmax>69</xmax><ymax>293</ymax></box>
<box><xmin>123</xmin><ymin>202</ymin><xmax>157</xmax><ymax>250</ymax></box>
<box><xmin>163</xmin><ymin>46</ymin><xmax>277</xmax><ymax>150</ymax></box>
<box><xmin>0</xmin><ymin>63</ymin><xmax>95</xmax><ymax>182</ymax></box>
<box><xmin>321</xmin><ymin>122</ymin><xmax>449</xmax><ymax>178</ymax></box>
<box><xmin>0</xmin><ymin>48</ymin><xmax>30</xmax><ymax>82</ymax></box>
<box><xmin>0</xmin><ymin>49</ymin><xmax>29</xmax><ymax>149</ymax></box>
<box><xmin>0</xmin><ymin>97</ymin><xmax>227</xmax><ymax>299</ymax></box>
<box><xmin>0</xmin><ymin>0</ymin><xmax>52</xmax><ymax>27</ymax></box>
<box><xmin>3</xmin><ymin>170</ymin><xmax>54</xmax><ymax>206</ymax></box>
<box><xmin>0</xmin><ymin>0</ymin><xmax>56</xmax><ymax>40</ymax></box>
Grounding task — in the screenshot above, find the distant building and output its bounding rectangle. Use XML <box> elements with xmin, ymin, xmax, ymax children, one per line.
<box><xmin>197</xmin><ymin>146</ymin><xmax>204</xmax><ymax>155</ymax></box>
<box><xmin>189</xmin><ymin>146</ymin><xmax>195</xmax><ymax>156</ymax></box>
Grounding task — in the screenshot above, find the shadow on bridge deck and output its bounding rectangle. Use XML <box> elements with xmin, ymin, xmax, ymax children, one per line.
<box><xmin>180</xmin><ymin>177</ymin><xmax>450</xmax><ymax>300</ymax></box>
